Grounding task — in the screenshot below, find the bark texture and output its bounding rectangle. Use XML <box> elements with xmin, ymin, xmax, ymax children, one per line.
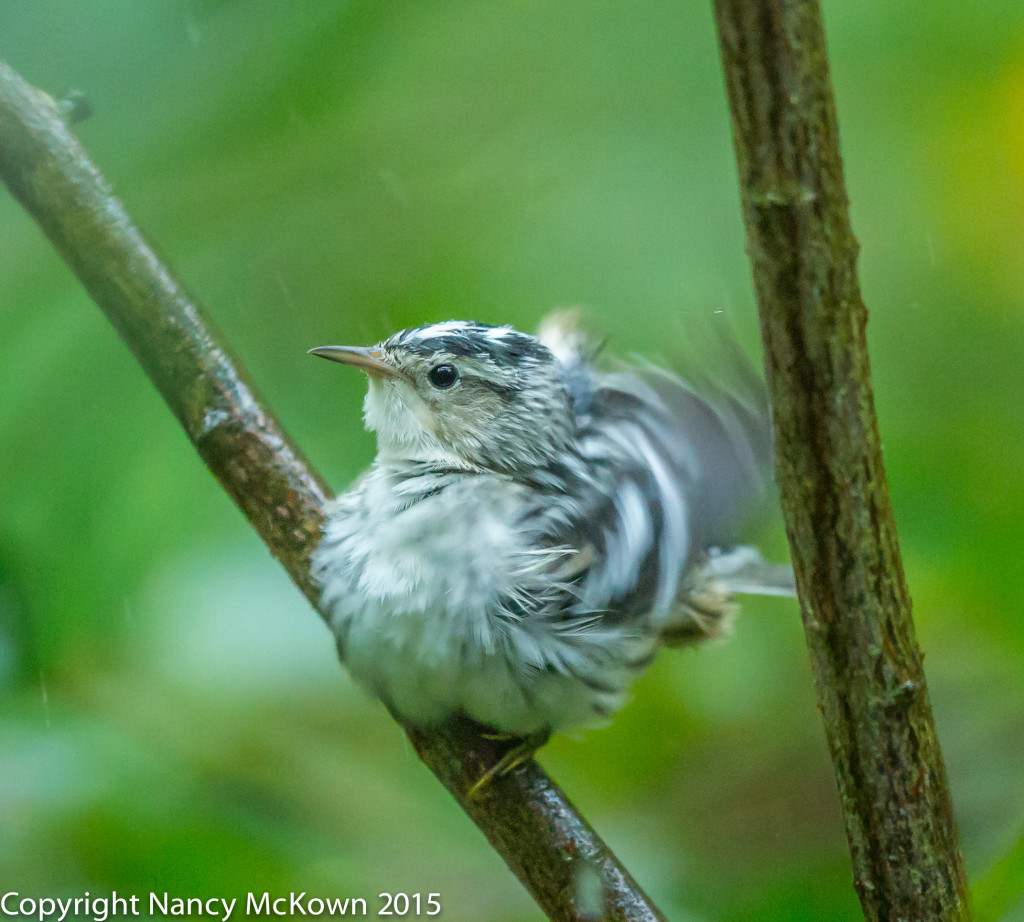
<box><xmin>711</xmin><ymin>3</ymin><xmax>971</xmax><ymax>920</ymax></box>
<box><xmin>0</xmin><ymin>61</ymin><xmax>666</xmax><ymax>922</ymax></box>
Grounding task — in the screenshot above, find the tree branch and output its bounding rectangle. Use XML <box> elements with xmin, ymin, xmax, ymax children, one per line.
<box><xmin>0</xmin><ymin>62</ymin><xmax>666</xmax><ymax>922</ymax></box>
<box><xmin>711</xmin><ymin>3</ymin><xmax>971</xmax><ymax>919</ymax></box>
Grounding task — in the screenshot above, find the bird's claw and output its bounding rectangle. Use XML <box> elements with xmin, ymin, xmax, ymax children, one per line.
<box><xmin>467</xmin><ymin>730</ymin><xmax>549</xmax><ymax>800</ymax></box>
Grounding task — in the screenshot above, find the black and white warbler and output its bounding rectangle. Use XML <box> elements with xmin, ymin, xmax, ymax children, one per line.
<box><xmin>309</xmin><ymin>314</ymin><xmax>792</xmax><ymax>789</ymax></box>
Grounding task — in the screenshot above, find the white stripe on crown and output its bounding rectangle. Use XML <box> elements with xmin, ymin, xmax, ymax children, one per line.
<box><xmin>404</xmin><ymin>321</ymin><xmax>520</xmax><ymax>344</ymax></box>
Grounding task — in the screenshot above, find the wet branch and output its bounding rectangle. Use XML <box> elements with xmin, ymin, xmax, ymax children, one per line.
<box><xmin>711</xmin><ymin>3</ymin><xmax>971</xmax><ymax>919</ymax></box>
<box><xmin>0</xmin><ymin>62</ymin><xmax>665</xmax><ymax>922</ymax></box>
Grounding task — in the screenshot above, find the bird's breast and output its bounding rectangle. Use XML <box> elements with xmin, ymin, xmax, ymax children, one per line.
<box><xmin>312</xmin><ymin>470</ymin><xmax>539</xmax><ymax>725</ymax></box>
<box><xmin>319</xmin><ymin>472</ymin><xmax>528</xmax><ymax>612</ymax></box>
<box><xmin>312</xmin><ymin>466</ymin><xmax>643</xmax><ymax>733</ymax></box>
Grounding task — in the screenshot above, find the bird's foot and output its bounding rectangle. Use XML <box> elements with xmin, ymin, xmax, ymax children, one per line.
<box><xmin>480</xmin><ymin>729</ymin><xmax>519</xmax><ymax>741</ymax></box>
<box><xmin>468</xmin><ymin>729</ymin><xmax>550</xmax><ymax>800</ymax></box>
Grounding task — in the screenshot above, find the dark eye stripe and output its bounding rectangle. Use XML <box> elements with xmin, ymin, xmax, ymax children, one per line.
<box><xmin>465</xmin><ymin>377</ymin><xmax>517</xmax><ymax>401</ymax></box>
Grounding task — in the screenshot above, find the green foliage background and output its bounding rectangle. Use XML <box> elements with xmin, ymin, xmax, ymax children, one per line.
<box><xmin>2</xmin><ymin>2</ymin><xmax>1023</xmax><ymax>920</ymax></box>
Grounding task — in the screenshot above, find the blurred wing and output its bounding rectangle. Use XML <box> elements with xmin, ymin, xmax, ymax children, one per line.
<box><xmin>538</xmin><ymin>313</ymin><xmax>776</xmax><ymax>622</ymax></box>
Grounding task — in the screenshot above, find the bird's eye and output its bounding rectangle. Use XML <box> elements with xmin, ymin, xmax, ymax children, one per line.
<box><xmin>427</xmin><ymin>363</ymin><xmax>459</xmax><ymax>389</ymax></box>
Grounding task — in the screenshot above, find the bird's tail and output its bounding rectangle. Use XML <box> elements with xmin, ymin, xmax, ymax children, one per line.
<box><xmin>702</xmin><ymin>545</ymin><xmax>796</xmax><ymax>597</ymax></box>
<box><xmin>658</xmin><ymin>546</ymin><xmax>795</xmax><ymax>648</ymax></box>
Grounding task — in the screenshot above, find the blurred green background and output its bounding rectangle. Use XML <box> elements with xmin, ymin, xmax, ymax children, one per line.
<box><xmin>2</xmin><ymin>2</ymin><xmax>1023</xmax><ymax>920</ymax></box>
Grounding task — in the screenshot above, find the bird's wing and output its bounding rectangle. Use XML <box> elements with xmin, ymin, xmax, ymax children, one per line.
<box><xmin>536</xmin><ymin>314</ymin><xmax>777</xmax><ymax>628</ymax></box>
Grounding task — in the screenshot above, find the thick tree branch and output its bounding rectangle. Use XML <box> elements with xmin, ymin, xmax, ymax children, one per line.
<box><xmin>711</xmin><ymin>3</ymin><xmax>971</xmax><ymax>920</ymax></box>
<box><xmin>0</xmin><ymin>62</ymin><xmax>665</xmax><ymax>922</ymax></box>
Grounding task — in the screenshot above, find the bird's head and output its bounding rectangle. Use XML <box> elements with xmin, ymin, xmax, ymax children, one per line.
<box><xmin>310</xmin><ymin>321</ymin><xmax>576</xmax><ymax>474</ymax></box>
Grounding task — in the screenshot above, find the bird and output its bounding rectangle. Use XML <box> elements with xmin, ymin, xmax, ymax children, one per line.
<box><xmin>309</xmin><ymin>313</ymin><xmax>793</xmax><ymax>793</ymax></box>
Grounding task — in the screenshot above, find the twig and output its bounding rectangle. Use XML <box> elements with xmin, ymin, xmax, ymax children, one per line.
<box><xmin>0</xmin><ymin>61</ymin><xmax>666</xmax><ymax>922</ymax></box>
<box><xmin>711</xmin><ymin>4</ymin><xmax>971</xmax><ymax>919</ymax></box>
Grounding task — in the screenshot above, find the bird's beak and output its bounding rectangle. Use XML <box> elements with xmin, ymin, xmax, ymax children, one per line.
<box><xmin>307</xmin><ymin>345</ymin><xmax>400</xmax><ymax>379</ymax></box>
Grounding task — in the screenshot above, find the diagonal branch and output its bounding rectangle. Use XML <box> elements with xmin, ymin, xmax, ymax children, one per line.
<box><xmin>0</xmin><ymin>62</ymin><xmax>666</xmax><ymax>922</ymax></box>
<box><xmin>711</xmin><ymin>3</ymin><xmax>971</xmax><ymax>920</ymax></box>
